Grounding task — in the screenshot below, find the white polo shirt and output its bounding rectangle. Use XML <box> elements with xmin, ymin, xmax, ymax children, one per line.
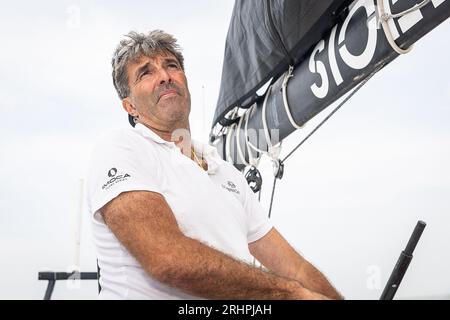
<box><xmin>86</xmin><ymin>123</ymin><xmax>273</xmax><ymax>299</ymax></box>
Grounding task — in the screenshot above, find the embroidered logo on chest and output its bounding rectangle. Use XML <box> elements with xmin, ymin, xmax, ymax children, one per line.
<box><xmin>221</xmin><ymin>180</ymin><xmax>240</xmax><ymax>194</ymax></box>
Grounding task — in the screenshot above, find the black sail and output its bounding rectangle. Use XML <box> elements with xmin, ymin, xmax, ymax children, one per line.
<box><xmin>213</xmin><ymin>0</ymin><xmax>352</xmax><ymax>127</ymax></box>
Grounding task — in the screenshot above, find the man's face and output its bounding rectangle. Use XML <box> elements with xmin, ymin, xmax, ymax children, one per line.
<box><xmin>124</xmin><ymin>51</ymin><xmax>191</xmax><ymax>130</ymax></box>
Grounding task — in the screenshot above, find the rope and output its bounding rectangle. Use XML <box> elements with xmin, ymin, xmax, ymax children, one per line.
<box><xmin>282</xmin><ymin>65</ymin><xmax>303</xmax><ymax>129</ymax></box>
<box><xmin>245</xmin><ymin>86</ymin><xmax>282</xmax><ymax>159</ymax></box>
<box><xmin>377</xmin><ymin>0</ymin><xmax>430</xmax><ymax>55</ymax></box>
<box><xmin>261</xmin><ymin>85</ymin><xmax>274</xmax><ymax>151</ymax></box>
<box><xmin>387</xmin><ymin>0</ymin><xmax>430</xmax><ymax>19</ymax></box>
<box><xmin>236</xmin><ymin>113</ymin><xmax>251</xmax><ymax>167</ymax></box>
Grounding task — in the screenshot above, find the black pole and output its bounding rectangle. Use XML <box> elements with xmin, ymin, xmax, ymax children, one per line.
<box><xmin>97</xmin><ymin>261</ymin><xmax>102</xmax><ymax>294</ymax></box>
<box><xmin>38</xmin><ymin>271</ymin><xmax>98</xmax><ymax>300</ymax></box>
<box><xmin>43</xmin><ymin>280</ymin><xmax>56</xmax><ymax>301</ymax></box>
<box><xmin>380</xmin><ymin>220</ymin><xmax>426</xmax><ymax>300</ymax></box>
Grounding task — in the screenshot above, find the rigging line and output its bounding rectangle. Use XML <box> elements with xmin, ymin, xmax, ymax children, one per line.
<box><xmin>282</xmin><ymin>64</ymin><xmax>383</xmax><ymax>163</ymax></box>
<box><xmin>268</xmin><ymin>176</ymin><xmax>277</xmax><ymax>219</ymax></box>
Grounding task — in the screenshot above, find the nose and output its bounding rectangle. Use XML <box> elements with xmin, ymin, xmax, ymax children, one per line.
<box><xmin>157</xmin><ymin>67</ymin><xmax>172</xmax><ymax>85</ymax></box>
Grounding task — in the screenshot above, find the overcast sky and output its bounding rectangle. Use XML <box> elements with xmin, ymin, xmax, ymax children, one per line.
<box><xmin>0</xmin><ymin>1</ymin><xmax>449</xmax><ymax>299</ymax></box>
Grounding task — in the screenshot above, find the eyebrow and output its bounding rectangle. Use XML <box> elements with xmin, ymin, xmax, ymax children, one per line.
<box><xmin>164</xmin><ymin>58</ymin><xmax>180</xmax><ymax>66</ymax></box>
<box><xmin>134</xmin><ymin>62</ymin><xmax>150</xmax><ymax>83</ymax></box>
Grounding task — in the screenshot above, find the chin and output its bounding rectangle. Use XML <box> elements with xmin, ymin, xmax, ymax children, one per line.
<box><xmin>160</xmin><ymin>105</ymin><xmax>186</xmax><ymax>122</ymax></box>
<box><xmin>161</xmin><ymin>101</ymin><xmax>189</xmax><ymax>117</ymax></box>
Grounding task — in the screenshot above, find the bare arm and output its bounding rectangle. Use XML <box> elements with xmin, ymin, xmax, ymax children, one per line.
<box><xmin>249</xmin><ymin>228</ymin><xmax>343</xmax><ymax>300</ymax></box>
<box><xmin>101</xmin><ymin>191</ymin><xmax>327</xmax><ymax>300</ymax></box>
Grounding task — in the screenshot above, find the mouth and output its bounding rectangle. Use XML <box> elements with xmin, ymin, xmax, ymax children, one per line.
<box><xmin>159</xmin><ymin>89</ymin><xmax>179</xmax><ymax>100</ymax></box>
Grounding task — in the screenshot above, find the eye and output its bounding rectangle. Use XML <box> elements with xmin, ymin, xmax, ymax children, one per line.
<box><xmin>139</xmin><ymin>69</ymin><xmax>152</xmax><ymax>79</ymax></box>
<box><xmin>168</xmin><ymin>63</ymin><xmax>179</xmax><ymax>69</ymax></box>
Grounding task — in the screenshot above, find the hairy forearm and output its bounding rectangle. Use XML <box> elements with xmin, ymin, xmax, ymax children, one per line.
<box><xmin>248</xmin><ymin>229</ymin><xmax>342</xmax><ymax>300</ymax></box>
<box><xmin>293</xmin><ymin>261</ymin><xmax>343</xmax><ymax>300</ymax></box>
<box><xmin>148</xmin><ymin>235</ymin><xmax>317</xmax><ymax>300</ymax></box>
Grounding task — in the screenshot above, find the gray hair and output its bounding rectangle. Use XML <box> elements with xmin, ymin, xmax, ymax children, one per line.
<box><xmin>111</xmin><ymin>30</ymin><xmax>185</xmax><ymax>100</ymax></box>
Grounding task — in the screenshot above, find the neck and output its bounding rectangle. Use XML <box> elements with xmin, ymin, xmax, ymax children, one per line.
<box><xmin>139</xmin><ymin>121</ymin><xmax>207</xmax><ymax>170</ymax></box>
<box><xmin>139</xmin><ymin>121</ymin><xmax>192</xmax><ymax>155</ymax></box>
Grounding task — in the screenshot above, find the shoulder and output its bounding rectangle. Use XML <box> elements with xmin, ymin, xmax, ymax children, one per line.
<box><xmin>91</xmin><ymin>127</ymin><xmax>159</xmax><ymax>157</ymax></box>
<box><xmin>87</xmin><ymin>127</ymin><xmax>164</xmax><ymax>180</ymax></box>
<box><xmin>94</xmin><ymin>127</ymin><xmax>146</xmax><ymax>148</ymax></box>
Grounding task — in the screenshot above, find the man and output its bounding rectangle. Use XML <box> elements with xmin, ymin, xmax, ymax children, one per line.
<box><xmin>87</xmin><ymin>30</ymin><xmax>343</xmax><ymax>300</ymax></box>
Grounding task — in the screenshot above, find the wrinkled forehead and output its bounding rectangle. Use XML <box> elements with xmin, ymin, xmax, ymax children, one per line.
<box><xmin>129</xmin><ymin>50</ymin><xmax>179</xmax><ymax>68</ymax></box>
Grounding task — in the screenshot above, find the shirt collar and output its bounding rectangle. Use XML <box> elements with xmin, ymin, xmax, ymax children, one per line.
<box><xmin>134</xmin><ymin>123</ymin><xmax>222</xmax><ymax>175</ymax></box>
<box><xmin>134</xmin><ymin>123</ymin><xmax>176</xmax><ymax>147</ymax></box>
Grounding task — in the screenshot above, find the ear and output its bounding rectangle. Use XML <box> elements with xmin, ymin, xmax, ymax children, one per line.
<box><xmin>122</xmin><ymin>98</ymin><xmax>137</xmax><ymax>117</ymax></box>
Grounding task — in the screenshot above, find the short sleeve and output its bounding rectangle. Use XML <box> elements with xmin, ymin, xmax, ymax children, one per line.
<box><xmin>242</xmin><ymin>179</ymin><xmax>273</xmax><ymax>243</ymax></box>
<box><xmin>86</xmin><ymin>130</ymin><xmax>163</xmax><ymax>223</ymax></box>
